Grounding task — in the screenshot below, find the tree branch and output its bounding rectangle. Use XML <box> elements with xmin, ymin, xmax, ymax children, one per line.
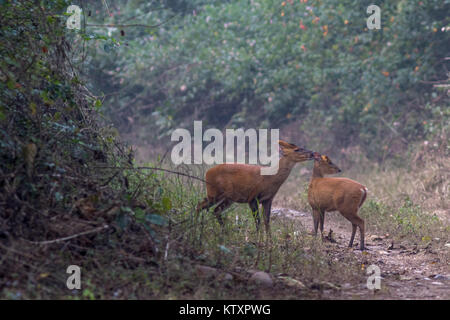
<box><xmin>26</xmin><ymin>225</ymin><xmax>109</xmax><ymax>245</ymax></box>
<box><xmin>86</xmin><ymin>15</ymin><xmax>177</xmax><ymax>29</ymax></box>
<box><xmin>93</xmin><ymin>166</ymin><xmax>207</xmax><ymax>183</ymax></box>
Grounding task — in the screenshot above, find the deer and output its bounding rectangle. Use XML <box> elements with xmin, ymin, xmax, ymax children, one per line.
<box><xmin>307</xmin><ymin>153</ymin><xmax>368</xmax><ymax>250</ymax></box>
<box><xmin>196</xmin><ymin>140</ymin><xmax>314</xmax><ymax>238</ymax></box>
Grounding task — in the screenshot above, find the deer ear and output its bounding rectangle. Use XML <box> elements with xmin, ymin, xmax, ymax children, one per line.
<box><xmin>278</xmin><ymin>140</ymin><xmax>290</xmax><ymax>148</ymax></box>
<box><xmin>279</xmin><ymin>140</ymin><xmax>297</xmax><ymax>149</ymax></box>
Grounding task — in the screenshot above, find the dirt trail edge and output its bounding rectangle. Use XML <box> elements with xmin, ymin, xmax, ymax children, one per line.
<box><xmin>271</xmin><ymin>207</ymin><xmax>450</xmax><ymax>299</ymax></box>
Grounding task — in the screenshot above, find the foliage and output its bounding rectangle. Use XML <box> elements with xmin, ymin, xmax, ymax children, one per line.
<box><xmin>360</xmin><ymin>198</ymin><xmax>443</xmax><ymax>241</ymax></box>
<box><xmin>0</xmin><ymin>0</ymin><xmax>159</xmax><ymax>298</ymax></box>
<box><xmin>0</xmin><ymin>0</ymin><xmax>118</xmax><ymax>237</ymax></box>
<box><xmin>86</xmin><ymin>0</ymin><xmax>449</xmax><ymax>160</ymax></box>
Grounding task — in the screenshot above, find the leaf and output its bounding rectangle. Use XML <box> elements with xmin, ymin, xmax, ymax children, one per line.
<box><xmin>145</xmin><ymin>213</ymin><xmax>168</xmax><ymax>226</ymax></box>
<box><xmin>46</xmin><ymin>16</ymin><xmax>55</xmax><ymax>24</ymax></box>
<box><xmin>94</xmin><ymin>99</ymin><xmax>102</xmax><ymax>109</ymax></box>
<box><xmin>243</xmin><ymin>243</ymin><xmax>256</xmax><ymax>256</ymax></box>
<box><xmin>134</xmin><ymin>207</ymin><xmax>145</xmax><ymax>221</ymax></box>
<box><xmin>7</xmin><ymin>80</ymin><xmax>15</xmax><ymax>90</ymax></box>
<box><xmin>82</xmin><ymin>288</ymin><xmax>95</xmax><ymax>300</ymax></box>
<box><xmin>121</xmin><ymin>206</ymin><xmax>134</xmax><ymax>214</ymax></box>
<box><xmin>29</xmin><ymin>102</ymin><xmax>37</xmax><ymax>116</ymax></box>
<box><xmin>218</xmin><ymin>245</ymin><xmax>231</xmax><ymax>254</ymax></box>
<box><xmin>116</xmin><ymin>212</ymin><xmax>131</xmax><ymax>230</ymax></box>
<box><xmin>162</xmin><ymin>197</ymin><xmax>172</xmax><ymax>211</ymax></box>
<box><xmin>143</xmin><ymin>223</ymin><xmax>157</xmax><ymax>239</ymax></box>
<box><xmin>54</xmin><ymin>192</ymin><xmax>63</xmax><ymax>202</ymax></box>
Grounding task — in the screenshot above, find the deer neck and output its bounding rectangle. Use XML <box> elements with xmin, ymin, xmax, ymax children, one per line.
<box><xmin>265</xmin><ymin>156</ymin><xmax>296</xmax><ymax>186</ymax></box>
<box><xmin>311</xmin><ymin>163</ymin><xmax>324</xmax><ymax>180</ymax></box>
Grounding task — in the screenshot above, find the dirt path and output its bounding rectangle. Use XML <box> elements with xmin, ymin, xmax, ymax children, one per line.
<box><xmin>271</xmin><ymin>207</ymin><xmax>450</xmax><ymax>299</ymax></box>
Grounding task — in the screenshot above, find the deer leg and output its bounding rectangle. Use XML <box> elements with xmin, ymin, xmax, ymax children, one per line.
<box><xmin>319</xmin><ymin>210</ymin><xmax>325</xmax><ymax>237</ymax></box>
<box><xmin>359</xmin><ymin>218</ymin><xmax>365</xmax><ymax>250</ymax></box>
<box><xmin>346</xmin><ymin>214</ymin><xmax>365</xmax><ymax>250</ymax></box>
<box><xmin>252</xmin><ymin>199</ymin><xmax>263</xmax><ymax>268</ymax></box>
<box><xmin>262</xmin><ymin>199</ymin><xmax>273</xmax><ymax>272</ymax></box>
<box><xmin>349</xmin><ymin>223</ymin><xmax>357</xmax><ymax>247</ymax></box>
<box><xmin>196</xmin><ymin>197</ymin><xmax>215</xmax><ymax>213</ymax></box>
<box><xmin>248</xmin><ymin>199</ymin><xmax>260</xmax><ymax>232</ymax></box>
<box><xmin>312</xmin><ymin>209</ymin><xmax>320</xmax><ymax>236</ymax></box>
<box><xmin>262</xmin><ymin>199</ymin><xmax>272</xmax><ymax>238</ymax></box>
<box><xmin>213</xmin><ymin>199</ymin><xmax>231</xmax><ymax>226</ymax></box>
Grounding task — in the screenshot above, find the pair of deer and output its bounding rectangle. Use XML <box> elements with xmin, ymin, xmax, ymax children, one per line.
<box><xmin>197</xmin><ymin>140</ymin><xmax>367</xmax><ymax>251</ymax></box>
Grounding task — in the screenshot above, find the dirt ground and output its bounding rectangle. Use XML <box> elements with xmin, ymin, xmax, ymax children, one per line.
<box><xmin>271</xmin><ymin>207</ymin><xmax>450</xmax><ymax>299</ymax></box>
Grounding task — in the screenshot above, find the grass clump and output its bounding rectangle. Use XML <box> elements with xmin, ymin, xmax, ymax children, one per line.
<box><xmin>360</xmin><ymin>198</ymin><xmax>446</xmax><ymax>243</ymax></box>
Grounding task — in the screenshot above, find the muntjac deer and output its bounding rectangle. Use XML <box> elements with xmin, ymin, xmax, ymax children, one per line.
<box><xmin>196</xmin><ymin>140</ymin><xmax>314</xmax><ymax>237</ymax></box>
<box><xmin>308</xmin><ymin>153</ymin><xmax>368</xmax><ymax>250</ymax></box>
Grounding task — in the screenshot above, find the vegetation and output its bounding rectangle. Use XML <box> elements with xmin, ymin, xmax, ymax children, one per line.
<box><xmin>88</xmin><ymin>0</ymin><xmax>449</xmax><ymax>160</ymax></box>
<box><xmin>0</xmin><ymin>0</ymin><xmax>448</xmax><ymax>299</ymax></box>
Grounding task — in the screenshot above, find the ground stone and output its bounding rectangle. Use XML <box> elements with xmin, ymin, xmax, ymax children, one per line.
<box><xmin>249</xmin><ymin>271</ymin><xmax>273</xmax><ymax>287</ymax></box>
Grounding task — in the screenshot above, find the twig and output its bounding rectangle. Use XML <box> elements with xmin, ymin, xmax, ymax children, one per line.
<box><xmin>93</xmin><ymin>166</ymin><xmax>207</xmax><ymax>183</ymax></box>
<box><xmin>157</xmin><ymin>146</ymin><xmax>172</xmax><ymax>166</ymax></box>
<box><xmin>164</xmin><ymin>238</ymin><xmax>170</xmax><ymax>261</ymax></box>
<box><xmin>101</xmin><ymin>0</ymin><xmax>111</xmax><ymax>17</ymax></box>
<box><xmin>100</xmin><ymin>170</ymin><xmax>121</xmax><ymax>187</ymax></box>
<box><xmin>122</xmin><ymin>8</ymin><xmax>166</xmax><ymax>23</ymax></box>
<box><xmin>26</xmin><ymin>225</ymin><xmax>109</xmax><ymax>245</ymax></box>
<box><xmin>0</xmin><ymin>242</ymin><xmax>36</xmax><ymax>260</ymax></box>
<box><xmin>379</xmin><ymin>116</ymin><xmax>409</xmax><ymax>144</ymax></box>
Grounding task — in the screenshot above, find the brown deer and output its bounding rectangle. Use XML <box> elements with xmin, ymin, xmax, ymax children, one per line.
<box><xmin>308</xmin><ymin>153</ymin><xmax>368</xmax><ymax>250</ymax></box>
<box><xmin>196</xmin><ymin>140</ymin><xmax>314</xmax><ymax>237</ymax></box>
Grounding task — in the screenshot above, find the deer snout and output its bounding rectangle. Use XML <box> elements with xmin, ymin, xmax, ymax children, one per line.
<box><xmin>296</xmin><ymin>148</ymin><xmax>314</xmax><ymax>159</ymax></box>
<box><xmin>304</xmin><ymin>149</ymin><xmax>314</xmax><ymax>158</ymax></box>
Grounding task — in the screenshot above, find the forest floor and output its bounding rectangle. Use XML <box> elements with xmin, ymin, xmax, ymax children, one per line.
<box><xmin>270</xmin><ymin>207</ymin><xmax>450</xmax><ymax>299</ymax></box>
